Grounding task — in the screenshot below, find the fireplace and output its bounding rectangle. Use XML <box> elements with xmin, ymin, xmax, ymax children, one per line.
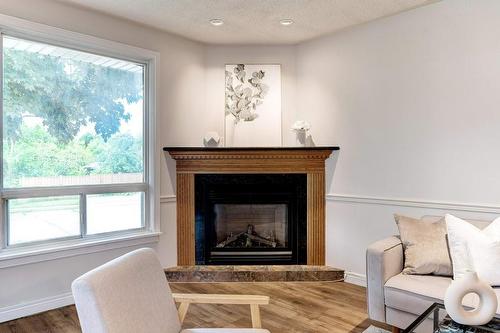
<box><xmin>165</xmin><ymin>147</ymin><xmax>338</xmax><ymax>265</ymax></box>
<box><xmin>195</xmin><ymin>174</ymin><xmax>307</xmax><ymax>265</ymax></box>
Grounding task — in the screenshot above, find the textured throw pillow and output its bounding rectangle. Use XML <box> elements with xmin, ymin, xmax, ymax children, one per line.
<box><xmin>445</xmin><ymin>214</ymin><xmax>500</xmax><ymax>286</ymax></box>
<box><xmin>394</xmin><ymin>214</ymin><xmax>453</xmax><ymax>276</ymax></box>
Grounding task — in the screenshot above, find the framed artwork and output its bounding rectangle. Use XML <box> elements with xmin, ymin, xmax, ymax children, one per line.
<box><xmin>224</xmin><ymin>64</ymin><xmax>282</xmax><ymax>147</ymax></box>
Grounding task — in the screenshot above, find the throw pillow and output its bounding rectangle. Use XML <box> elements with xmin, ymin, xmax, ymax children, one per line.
<box><xmin>445</xmin><ymin>214</ymin><xmax>500</xmax><ymax>286</ymax></box>
<box><xmin>394</xmin><ymin>214</ymin><xmax>453</xmax><ymax>276</ymax></box>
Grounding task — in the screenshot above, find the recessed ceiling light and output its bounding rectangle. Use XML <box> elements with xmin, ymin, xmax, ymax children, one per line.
<box><xmin>209</xmin><ymin>19</ymin><xmax>224</xmax><ymax>26</ymax></box>
<box><xmin>279</xmin><ymin>19</ymin><xmax>294</xmax><ymax>26</ymax></box>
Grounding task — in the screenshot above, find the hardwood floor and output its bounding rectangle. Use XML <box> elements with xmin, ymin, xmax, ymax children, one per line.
<box><xmin>0</xmin><ymin>282</ymin><xmax>389</xmax><ymax>333</ymax></box>
<box><xmin>0</xmin><ymin>306</ymin><xmax>79</xmax><ymax>333</ymax></box>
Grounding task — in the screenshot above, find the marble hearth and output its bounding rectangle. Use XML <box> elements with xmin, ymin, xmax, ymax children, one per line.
<box><xmin>165</xmin><ymin>265</ymin><xmax>344</xmax><ymax>282</ymax></box>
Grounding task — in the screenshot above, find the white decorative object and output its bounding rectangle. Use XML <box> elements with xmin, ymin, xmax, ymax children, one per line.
<box><xmin>444</xmin><ymin>271</ymin><xmax>498</xmax><ymax>325</ymax></box>
<box><xmin>203</xmin><ymin>131</ymin><xmax>221</xmax><ymax>147</ymax></box>
<box><xmin>225</xmin><ymin>64</ymin><xmax>282</xmax><ymax>147</ymax></box>
<box><xmin>291</xmin><ymin>120</ymin><xmax>311</xmax><ymax>147</ymax></box>
<box><xmin>445</xmin><ymin>214</ymin><xmax>500</xmax><ymax>286</ymax></box>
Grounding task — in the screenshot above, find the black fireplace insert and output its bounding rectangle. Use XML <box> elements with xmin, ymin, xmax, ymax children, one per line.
<box><xmin>195</xmin><ymin>174</ymin><xmax>307</xmax><ymax>265</ymax></box>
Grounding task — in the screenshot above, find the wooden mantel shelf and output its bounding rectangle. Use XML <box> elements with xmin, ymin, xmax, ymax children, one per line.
<box><xmin>164</xmin><ymin>146</ymin><xmax>338</xmax><ymax>173</ymax></box>
<box><xmin>164</xmin><ymin>146</ymin><xmax>339</xmax><ymax>156</ymax></box>
<box><xmin>164</xmin><ymin>146</ymin><xmax>339</xmax><ymax>266</ymax></box>
<box><xmin>164</xmin><ymin>146</ymin><xmax>339</xmax><ymax>151</ymax></box>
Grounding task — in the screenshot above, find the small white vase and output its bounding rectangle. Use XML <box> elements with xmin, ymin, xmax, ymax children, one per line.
<box><xmin>294</xmin><ymin>130</ymin><xmax>307</xmax><ymax>147</ymax></box>
<box><xmin>203</xmin><ymin>131</ymin><xmax>221</xmax><ymax>147</ymax></box>
<box><xmin>444</xmin><ymin>271</ymin><xmax>498</xmax><ymax>326</ymax></box>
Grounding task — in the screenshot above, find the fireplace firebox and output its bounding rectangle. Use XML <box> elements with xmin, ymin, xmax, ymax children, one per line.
<box><xmin>195</xmin><ymin>174</ymin><xmax>307</xmax><ymax>265</ymax></box>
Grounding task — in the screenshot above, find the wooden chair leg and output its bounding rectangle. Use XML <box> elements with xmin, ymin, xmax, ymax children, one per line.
<box><xmin>392</xmin><ymin>327</ymin><xmax>401</xmax><ymax>333</ymax></box>
<box><xmin>250</xmin><ymin>304</ymin><xmax>262</xmax><ymax>328</ymax></box>
<box><xmin>177</xmin><ymin>302</ymin><xmax>190</xmax><ymax>324</ymax></box>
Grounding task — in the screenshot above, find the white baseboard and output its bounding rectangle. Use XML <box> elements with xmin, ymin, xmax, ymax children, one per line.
<box><xmin>344</xmin><ymin>271</ymin><xmax>367</xmax><ymax>287</ymax></box>
<box><xmin>0</xmin><ymin>292</ymin><xmax>74</xmax><ymax>323</ymax></box>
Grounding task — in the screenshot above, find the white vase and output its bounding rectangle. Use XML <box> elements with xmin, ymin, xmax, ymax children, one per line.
<box><xmin>444</xmin><ymin>271</ymin><xmax>498</xmax><ymax>325</ymax></box>
<box><xmin>295</xmin><ymin>130</ymin><xmax>307</xmax><ymax>147</ymax></box>
<box><xmin>203</xmin><ymin>131</ymin><xmax>220</xmax><ymax>147</ymax></box>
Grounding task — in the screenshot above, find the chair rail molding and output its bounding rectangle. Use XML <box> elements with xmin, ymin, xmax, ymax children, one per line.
<box><xmin>328</xmin><ymin>194</ymin><xmax>500</xmax><ymax>214</ymax></box>
<box><xmin>162</xmin><ymin>193</ymin><xmax>500</xmax><ymax>214</ymax></box>
<box><xmin>159</xmin><ymin>195</ymin><xmax>176</xmax><ymax>204</ymax></box>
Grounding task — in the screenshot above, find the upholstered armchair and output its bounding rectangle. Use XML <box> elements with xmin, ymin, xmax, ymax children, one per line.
<box><xmin>72</xmin><ymin>248</ymin><xmax>270</xmax><ymax>333</ymax></box>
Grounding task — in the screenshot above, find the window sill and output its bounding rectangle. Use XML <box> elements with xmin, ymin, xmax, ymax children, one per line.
<box><xmin>0</xmin><ymin>231</ymin><xmax>161</xmax><ymax>269</ymax></box>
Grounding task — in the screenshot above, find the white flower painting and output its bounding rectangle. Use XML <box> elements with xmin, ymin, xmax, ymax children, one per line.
<box><xmin>225</xmin><ymin>64</ymin><xmax>282</xmax><ymax>147</ymax></box>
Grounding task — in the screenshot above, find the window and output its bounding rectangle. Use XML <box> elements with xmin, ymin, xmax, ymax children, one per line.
<box><xmin>0</xmin><ymin>33</ymin><xmax>155</xmax><ymax>249</ymax></box>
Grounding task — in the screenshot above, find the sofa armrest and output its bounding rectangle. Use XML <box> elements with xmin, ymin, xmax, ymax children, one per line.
<box><xmin>366</xmin><ymin>236</ymin><xmax>404</xmax><ymax>323</ymax></box>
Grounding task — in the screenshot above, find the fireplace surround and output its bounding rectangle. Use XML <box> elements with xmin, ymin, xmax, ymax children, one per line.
<box><xmin>164</xmin><ymin>147</ymin><xmax>338</xmax><ymax>266</ymax></box>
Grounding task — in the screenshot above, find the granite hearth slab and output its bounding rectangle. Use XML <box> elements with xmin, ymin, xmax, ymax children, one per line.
<box><xmin>164</xmin><ymin>265</ymin><xmax>344</xmax><ymax>282</ymax></box>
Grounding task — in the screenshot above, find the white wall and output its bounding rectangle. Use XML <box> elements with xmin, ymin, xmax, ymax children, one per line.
<box><xmin>297</xmin><ymin>0</ymin><xmax>500</xmax><ymax>283</ymax></box>
<box><xmin>0</xmin><ymin>0</ymin><xmax>204</xmax><ymax>321</ymax></box>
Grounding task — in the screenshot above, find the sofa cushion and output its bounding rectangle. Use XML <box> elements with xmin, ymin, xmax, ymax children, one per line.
<box><xmin>394</xmin><ymin>214</ymin><xmax>452</xmax><ymax>276</ymax></box>
<box><xmin>384</xmin><ymin>273</ymin><xmax>500</xmax><ymax>316</ymax></box>
<box><xmin>446</xmin><ymin>214</ymin><xmax>500</xmax><ymax>286</ymax></box>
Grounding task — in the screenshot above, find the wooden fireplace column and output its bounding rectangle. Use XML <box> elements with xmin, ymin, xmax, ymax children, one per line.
<box><xmin>164</xmin><ymin>147</ymin><xmax>338</xmax><ymax>266</ymax></box>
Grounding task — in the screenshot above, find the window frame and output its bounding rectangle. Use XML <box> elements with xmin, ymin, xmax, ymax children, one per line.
<box><xmin>0</xmin><ymin>14</ymin><xmax>160</xmax><ymax>256</ymax></box>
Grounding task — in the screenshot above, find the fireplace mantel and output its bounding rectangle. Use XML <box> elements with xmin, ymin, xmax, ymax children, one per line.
<box><xmin>164</xmin><ymin>146</ymin><xmax>339</xmax><ymax>265</ymax></box>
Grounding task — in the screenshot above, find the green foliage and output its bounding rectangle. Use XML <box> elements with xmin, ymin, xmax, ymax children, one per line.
<box><xmin>2</xmin><ymin>42</ymin><xmax>144</xmax><ymax>187</ymax></box>
<box><xmin>3</xmin><ymin>125</ymin><xmax>143</xmax><ymax>187</ymax></box>
<box><xmin>98</xmin><ymin>134</ymin><xmax>143</xmax><ymax>174</ymax></box>
<box><xmin>3</xmin><ymin>125</ymin><xmax>92</xmax><ymax>186</ymax></box>
<box><xmin>3</xmin><ymin>48</ymin><xmax>142</xmax><ymax>143</ymax></box>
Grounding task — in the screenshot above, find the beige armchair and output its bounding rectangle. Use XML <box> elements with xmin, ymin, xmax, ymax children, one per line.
<box><xmin>72</xmin><ymin>248</ymin><xmax>270</xmax><ymax>333</ymax></box>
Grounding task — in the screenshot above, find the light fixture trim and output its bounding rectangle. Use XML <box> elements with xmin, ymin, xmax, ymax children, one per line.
<box><xmin>279</xmin><ymin>19</ymin><xmax>294</xmax><ymax>26</ymax></box>
<box><xmin>209</xmin><ymin>18</ymin><xmax>224</xmax><ymax>26</ymax></box>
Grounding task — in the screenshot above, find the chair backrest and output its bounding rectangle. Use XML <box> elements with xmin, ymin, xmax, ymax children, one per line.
<box><xmin>72</xmin><ymin>248</ymin><xmax>181</xmax><ymax>333</ymax></box>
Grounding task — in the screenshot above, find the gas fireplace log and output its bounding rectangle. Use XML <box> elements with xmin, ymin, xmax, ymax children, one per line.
<box><xmin>216</xmin><ymin>231</ymin><xmax>245</xmax><ymax>248</ymax></box>
<box><xmin>245</xmin><ymin>233</ymin><xmax>277</xmax><ymax>248</ymax></box>
<box><xmin>216</xmin><ymin>230</ymin><xmax>278</xmax><ymax>248</ymax></box>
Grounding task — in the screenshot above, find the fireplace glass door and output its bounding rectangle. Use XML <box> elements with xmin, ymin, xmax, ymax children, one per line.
<box><xmin>213</xmin><ymin>204</ymin><xmax>288</xmax><ymax>249</ymax></box>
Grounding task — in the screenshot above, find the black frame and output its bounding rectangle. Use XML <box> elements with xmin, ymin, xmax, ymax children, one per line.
<box><xmin>195</xmin><ymin>174</ymin><xmax>307</xmax><ymax>265</ymax></box>
<box><xmin>403</xmin><ymin>303</ymin><xmax>500</xmax><ymax>333</ymax></box>
<box><xmin>403</xmin><ymin>303</ymin><xmax>442</xmax><ymax>333</ymax></box>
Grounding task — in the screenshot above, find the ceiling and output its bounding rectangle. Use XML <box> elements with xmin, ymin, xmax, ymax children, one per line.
<box><xmin>56</xmin><ymin>0</ymin><xmax>438</xmax><ymax>44</ymax></box>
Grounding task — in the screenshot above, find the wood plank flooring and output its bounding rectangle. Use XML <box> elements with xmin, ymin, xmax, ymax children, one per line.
<box><xmin>0</xmin><ymin>282</ymin><xmax>389</xmax><ymax>333</ymax></box>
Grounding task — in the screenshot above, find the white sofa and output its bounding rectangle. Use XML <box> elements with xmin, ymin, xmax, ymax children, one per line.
<box><xmin>366</xmin><ymin>216</ymin><xmax>500</xmax><ymax>331</ymax></box>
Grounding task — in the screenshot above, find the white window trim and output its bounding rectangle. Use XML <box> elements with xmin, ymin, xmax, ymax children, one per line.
<box><xmin>0</xmin><ymin>14</ymin><xmax>161</xmax><ymax>265</ymax></box>
<box><xmin>0</xmin><ymin>231</ymin><xmax>161</xmax><ymax>269</ymax></box>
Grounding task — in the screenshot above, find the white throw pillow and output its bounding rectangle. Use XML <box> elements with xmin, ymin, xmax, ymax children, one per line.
<box><xmin>445</xmin><ymin>214</ymin><xmax>500</xmax><ymax>286</ymax></box>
